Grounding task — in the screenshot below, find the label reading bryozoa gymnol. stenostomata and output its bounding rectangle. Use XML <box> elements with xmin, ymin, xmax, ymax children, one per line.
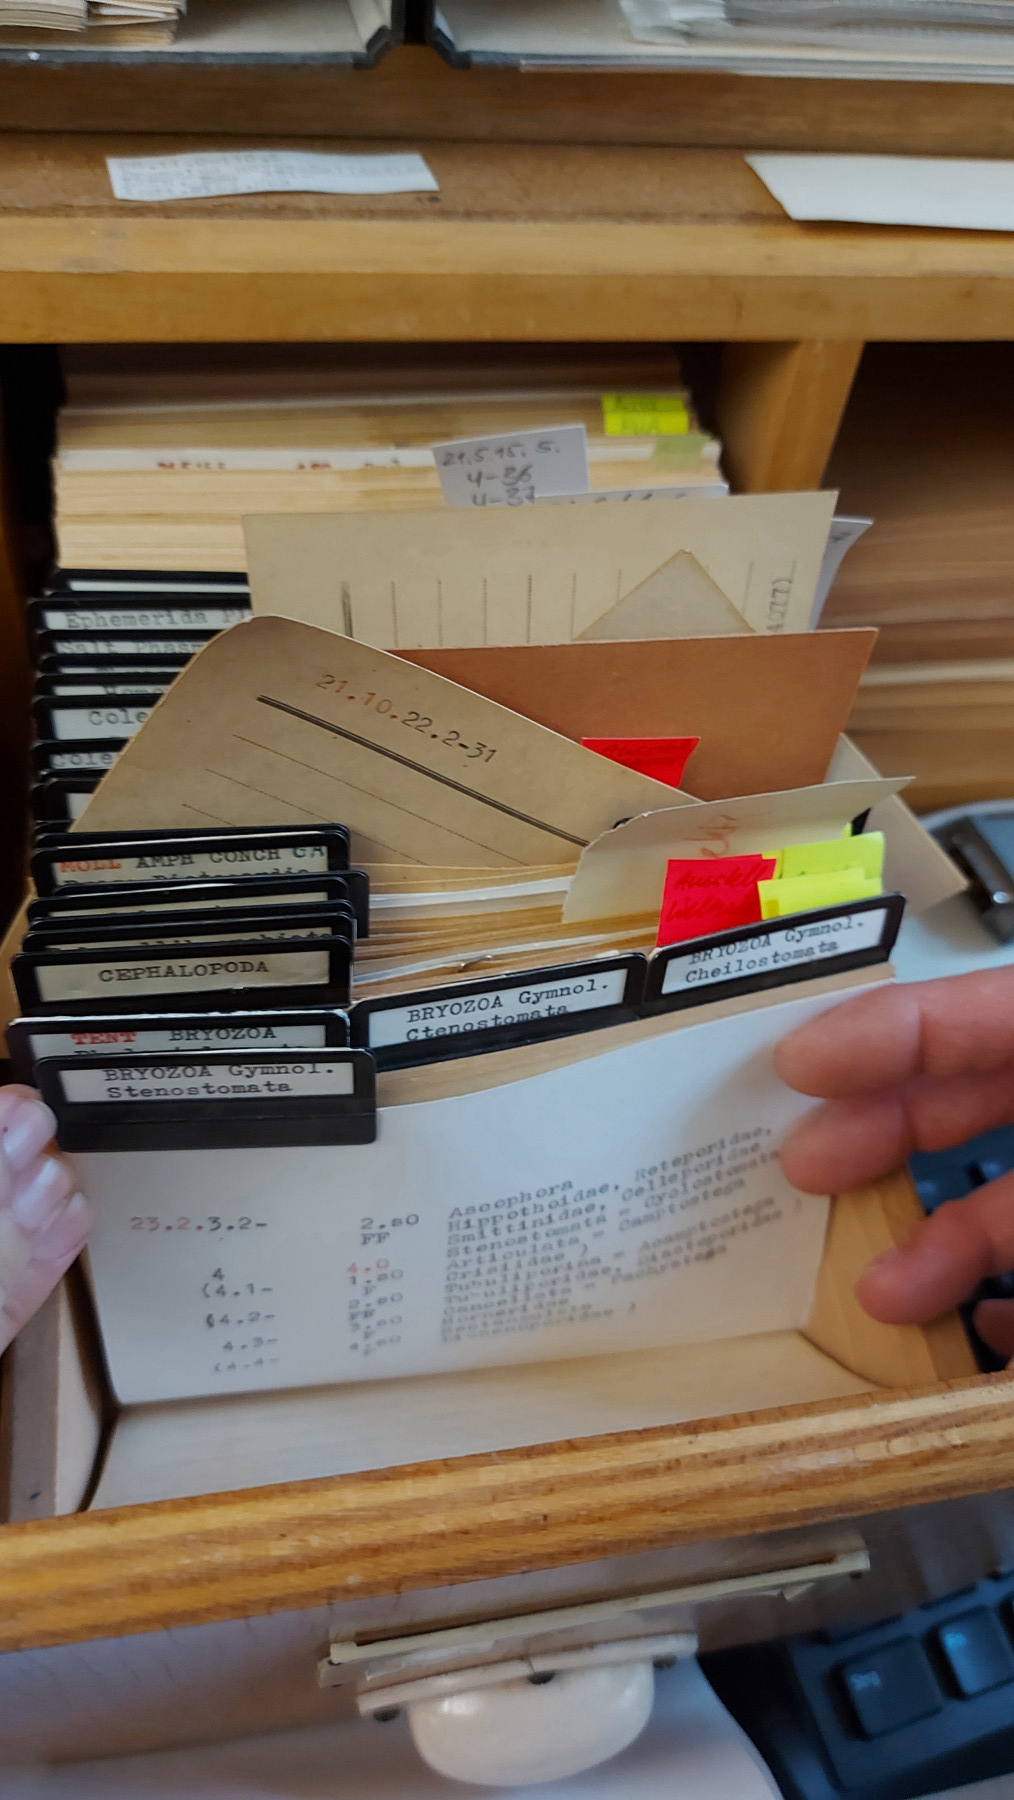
<box><xmin>364</xmin><ymin>961</ymin><xmax>633</xmax><ymax>1050</ymax></box>
<box><xmin>59</xmin><ymin>1057</ymin><xmax>356</xmax><ymax>1106</ymax></box>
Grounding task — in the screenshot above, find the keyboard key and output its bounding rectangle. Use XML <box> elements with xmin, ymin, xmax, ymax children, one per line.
<box><xmin>839</xmin><ymin>1641</ymin><xmax>942</xmax><ymax>1737</ymax></box>
<box><xmin>937</xmin><ymin>1611</ymin><xmax>1014</xmax><ymax>1696</ymax></box>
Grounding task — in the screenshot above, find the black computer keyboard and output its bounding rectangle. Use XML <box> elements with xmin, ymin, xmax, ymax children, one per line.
<box><xmin>700</xmin><ymin>1130</ymin><xmax>1014</xmax><ymax>1799</ymax></box>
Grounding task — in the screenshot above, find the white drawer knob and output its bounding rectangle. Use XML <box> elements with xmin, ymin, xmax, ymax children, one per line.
<box><xmin>407</xmin><ymin>1659</ymin><xmax>655</xmax><ymax>1787</ymax></box>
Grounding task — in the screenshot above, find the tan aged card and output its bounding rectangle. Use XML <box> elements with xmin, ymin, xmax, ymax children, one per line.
<box><xmin>243</xmin><ymin>492</ymin><xmax>837</xmax><ymax>646</ymax></box>
<box><xmin>75</xmin><ymin>616</ymin><xmax>694</xmax><ymax>868</ymax></box>
<box><xmin>563</xmin><ymin>775</ymin><xmax>910</xmax><ymax>922</ymax></box>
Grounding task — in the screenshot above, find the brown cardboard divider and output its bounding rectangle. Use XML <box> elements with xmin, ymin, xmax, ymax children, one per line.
<box><xmin>399</xmin><ymin>629</ymin><xmax>876</xmax><ymax>801</ymax></box>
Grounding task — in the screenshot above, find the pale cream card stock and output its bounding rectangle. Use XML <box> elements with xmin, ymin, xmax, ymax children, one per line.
<box><xmin>243</xmin><ymin>492</ymin><xmax>836</xmax><ymax>647</ymax></box>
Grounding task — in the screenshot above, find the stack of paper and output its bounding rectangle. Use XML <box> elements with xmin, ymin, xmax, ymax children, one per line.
<box><xmin>0</xmin><ymin>0</ymin><xmax>181</xmax><ymax>43</ymax></box>
<box><xmin>52</xmin><ymin>345</ymin><xmax>724</xmax><ymax>572</ymax></box>
<box><xmin>821</xmin><ymin>345</ymin><xmax>1014</xmax><ymax>810</ymax></box>
<box><xmin>619</xmin><ymin>0</ymin><xmax>1014</xmax><ymax>75</ymax></box>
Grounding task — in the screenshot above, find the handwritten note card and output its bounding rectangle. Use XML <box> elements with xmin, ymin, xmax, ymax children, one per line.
<box><xmin>106</xmin><ymin>150</ymin><xmax>439</xmax><ymax>202</ymax></box>
<box><xmin>657</xmin><ymin>854</ymin><xmax>777</xmax><ymax>947</ymax></box>
<box><xmin>433</xmin><ymin>425</ymin><xmax>589</xmax><ymax>508</ymax></box>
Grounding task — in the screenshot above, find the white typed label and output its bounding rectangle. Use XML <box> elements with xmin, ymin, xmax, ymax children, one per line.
<box><xmin>367</xmin><ymin>965</ymin><xmax>629</xmax><ymax>1049</ymax></box>
<box><xmin>34</xmin><ymin>948</ymin><xmax>331</xmax><ymax>1003</ymax></box>
<box><xmin>660</xmin><ymin>906</ymin><xmax>887</xmax><ymax>997</ymax></box>
<box><xmin>50</xmin><ymin>681</ymin><xmax>171</xmax><ymax>696</ymax></box>
<box><xmin>55</xmin><ymin>887</ymin><xmax>331</xmax><ymax>914</ymax></box>
<box><xmin>48</xmin><ymin>748</ymin><xmax>120</xmax><ymax>770</ymax></box>
<box><xmin>52</xmin><ymin>845</ymin><xmax>330</xmax><ymax>887</ymax></box>
<box><xmin>29</xmin><ymin>1020</ymin><xmax>334</xmax><ymax>1060</ymax></box>
<box><xmin>107</xmin><ymin>150</ymin><xmax>439</xmax><ymax>202</ymax></box>
<box><xmin>63</xmin><ymin>578</ymin><xmax>249</xmax><ymax>593</ymax></box>
<box><xmin>60</xmin><ymin>1058</ymin><xmax>355</xmax><ymax>1104</ymax></box>
<box><xmin>51</xmin><ymin>704</ymin><xmax>150</xmax><ymax>741</ymax></box>
<box><xmin>433</xmin><ymin>425</ymin><xmax>590</xmax><ymax>509</ymax></box>
<box><xmin>49</xmin><ymin>926</ymin><xmax>332</xmax><ymax>951</ymax></box>
<box><xmin>43</xmin><ymin>606</ymin><xmax>247</xmax><ymax>631</ymax></box>
<box><xmin>53</xmin><ymin>638</ymin><xmax>209</xmax><ymax>655</ymax></box>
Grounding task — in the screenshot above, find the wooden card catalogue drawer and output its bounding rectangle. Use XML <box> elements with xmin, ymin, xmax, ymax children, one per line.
<box><xmin>3</xmin><ymin>1159</ymin><xmax>1014</xmax><ymax>1769</ymax></box>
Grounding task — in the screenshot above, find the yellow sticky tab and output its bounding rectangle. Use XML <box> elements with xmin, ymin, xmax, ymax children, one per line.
<box><xmin>602</xmin><ymin>392</ymin><xmax>691</xmax><ymax>437</ymax></box>
<box><xmin>778</xmin><ymin>833</ymin><xmax>885</xmax><ymax>882</ymax></box>
<box><xmin>757</xmin><ymin>872</ymin><xmax>882</xmax><ymax>920</ymax></box>
<box><xmin>761</xmin><ymin>849</ymin><xmax>785</xmax><ymax>878</ymax></box>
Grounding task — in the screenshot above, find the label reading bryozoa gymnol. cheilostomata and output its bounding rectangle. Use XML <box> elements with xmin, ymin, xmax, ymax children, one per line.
<box><xmin>661</xmin><ymin>905</ymin><xmax>886</xmax><ymax>996</ymax></box>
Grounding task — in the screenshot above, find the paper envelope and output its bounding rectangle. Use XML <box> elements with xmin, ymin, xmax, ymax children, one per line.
<box><xmin>401</xmin><ymin>631</ymin><xmax>876</xmax><ymax>800</ymax></box>
<box><xmin>243</xmin><ymin>492</ymin><xmax>837</xmax><ymax>644</ymax></box>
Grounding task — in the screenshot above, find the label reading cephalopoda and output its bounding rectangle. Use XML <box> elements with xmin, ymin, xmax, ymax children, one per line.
<box><xmin>51</xmin><ymin>704</ymin><xmax>151</xmax><ymax>741</ymax></box>
<box><xmin>660</xmin><ymin>904</ymin><xmax>889</xmax><ymax>996</ymax></box>
<box><xmin>29</xmin><ymin>1021</ymin><xmax>333</xmax><ymax>1061</ymax></box>
<box><xmin>52</xmin><ymin>845</ymin><xmax>330</xmax><ymax>886</ymax></box>
<box><xmin>59</xmin><ymin>1057</ymin><xmax>355</xmax><ymax>1105</ymax></box>
<box><xmin>34</xmin><ymin>949</ymin><xmax>331</xmax><ymax>1004</ymax></box>
<box><xmin>366</xmin><ymin>964</ymin><xmax>629</xmax><ymax>1049</ymax></box>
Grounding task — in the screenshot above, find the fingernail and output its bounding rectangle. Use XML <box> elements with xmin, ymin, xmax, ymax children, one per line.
<box><xmin>10</xmin><ymin>1155</ymin><xmax>72</xmax><ymax>1232</ymax></box>
<box><xmin>31</xmin><ymin>1190</ymin><xmax>92</xmax><ymax>1262</ymax></box>
<box><xmin>2</xmin><ymin>1099</ymin><xmax>57</xmax><ymax>1174</ymax></box>
<box><xmin>866</xmin><ymin>1245</ymin><xmax>911</xmax><ymax>1272</ymax></box>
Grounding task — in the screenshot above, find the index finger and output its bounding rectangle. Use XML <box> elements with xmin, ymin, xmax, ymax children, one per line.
<box><xmin>775</xmin><ymin>968</ymin><xmax>1014</xmax><ymax>1099</ymax></box>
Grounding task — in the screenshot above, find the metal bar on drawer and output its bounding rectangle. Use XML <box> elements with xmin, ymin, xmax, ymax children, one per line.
<box><xmin>319</xmin><ymin>1544</ymin><xmax>869</xmax><ymax>1688</ymax></box>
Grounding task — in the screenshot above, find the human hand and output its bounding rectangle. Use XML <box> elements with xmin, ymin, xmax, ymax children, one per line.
<box><xmin>776</xmin><ymin>970</ymin><xmax>1014</xmax><ymax>1360</ymax></box>
<box><xmin>0</xmin><ymin>1085</ymin><xmax>92</xmax><ymax>1352</ymax></box>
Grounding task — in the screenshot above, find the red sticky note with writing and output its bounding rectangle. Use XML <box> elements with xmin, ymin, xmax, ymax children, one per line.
<box><xmin>657</xmin><ymin>854</ymin><xmax>778</xmax><ymax>948</ymax></box>
<box><xmin>581</xmin><ymin>736</ymin><xmax>699</xmax><ymax>790</ymax></box>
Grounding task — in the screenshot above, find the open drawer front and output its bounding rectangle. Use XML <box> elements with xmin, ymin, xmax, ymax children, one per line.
<box><xmin>0</xmin><ymin>1170</ymin><xmax>1000</xmax><ymax>1621</ymax></box>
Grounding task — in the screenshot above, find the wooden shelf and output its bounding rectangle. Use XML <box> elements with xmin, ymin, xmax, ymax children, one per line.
<box><xmin>2</xmin><ymin>44</ymin><xmax>1014</xmax><ymax>151</ymax></box>
<box><xmin>3</xmin><ymin>136</ymin><xmax>1014</xmax><ymax>347</ymax></box>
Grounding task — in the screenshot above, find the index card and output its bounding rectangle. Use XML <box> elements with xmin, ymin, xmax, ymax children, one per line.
<box><xmin>74</xmin><ymin>617</ymin><xmax>693</xmax><ymax>870</ymax></box>
<box><xmin>244</xmin><ymin>492</ymin><xmax>836</xmax><ymax>647</ymax></box>
<box><xmin>564</xmin><ymin>775</ymin><xmax>908</xmax><ymax>922</ymax></box>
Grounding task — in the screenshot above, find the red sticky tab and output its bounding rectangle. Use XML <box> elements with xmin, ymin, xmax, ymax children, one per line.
<box><xmin>657</xmin><ymin>854</ymin><xmax>778</xmax><ymax>948</ymax></box>
<box><xmin>581</xmin><ymin>736</ymin><xmax>699</xmax><ymax>790</ymax></box>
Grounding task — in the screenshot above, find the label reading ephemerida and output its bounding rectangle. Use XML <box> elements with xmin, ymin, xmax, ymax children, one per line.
<box><xmin>29</xmin><ymin>1021</ymin><xmax>333</xmax><ymax>1060</ymax></box>
<box><xmin>34</xmin><ymin>948</ymin><xmax>331</xmax><ymax>1004</ymax></box>
<box><xmin>60</xmin><ymin>1058</ymin><xmax>355</xmax><ymax>1105</ymax></box>
<box><xmin>366</xmin><ymin>965</ymin><xmax>628</xmax><ymax>1049</ymax></box>
<box><xmin>660</xmin><ymin>905</ymin><xmax>887</xmax><ymax>996</ymax></box>
<box><xmin>52</xmin><ymin>845</ymin><xmax>330</xmax><ymax>887</ymax></box>
<box><xmin>43</xmin><ymin>606</ymin><xmax>246</xmax><ymax>632</ymax></box>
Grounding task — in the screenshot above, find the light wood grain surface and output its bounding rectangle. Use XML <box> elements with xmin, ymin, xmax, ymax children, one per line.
<box><xmin>2</xmin><ymin>137</ymin><xmax>1014</xmax><ymax>343</ymax></box>
<box><xmin>0</xmin><ymin>1171</ymin><xmax>1008</xmax><ymax>1656</ymax></box>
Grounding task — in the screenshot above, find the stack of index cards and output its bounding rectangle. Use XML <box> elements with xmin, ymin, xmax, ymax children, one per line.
<box><xmin>28</xmin><ymin>568</ymin><xmax>251</xmax><ymax>831</ymax></box>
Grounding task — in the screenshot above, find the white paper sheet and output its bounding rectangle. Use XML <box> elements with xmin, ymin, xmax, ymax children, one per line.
<box><xmin>73</xmin><ymin>985</ymin><xmax>864</xmax><ymax>1405</ymax></box>
<box><xmin>107</xmin><ymin>150</ymin><xmax>439</xmax><ymax>202</ymax></box>
<box><xmin>748</xmin><ymin>153</ymin><xmax>1014</xmax><ymax>231</ymax></box>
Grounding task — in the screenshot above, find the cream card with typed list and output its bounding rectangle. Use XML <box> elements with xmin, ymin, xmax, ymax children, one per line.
<box><xmin>74</xmin><ymin>616</ymin><xmax>693</xmax><ymax>868</ymax></box>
